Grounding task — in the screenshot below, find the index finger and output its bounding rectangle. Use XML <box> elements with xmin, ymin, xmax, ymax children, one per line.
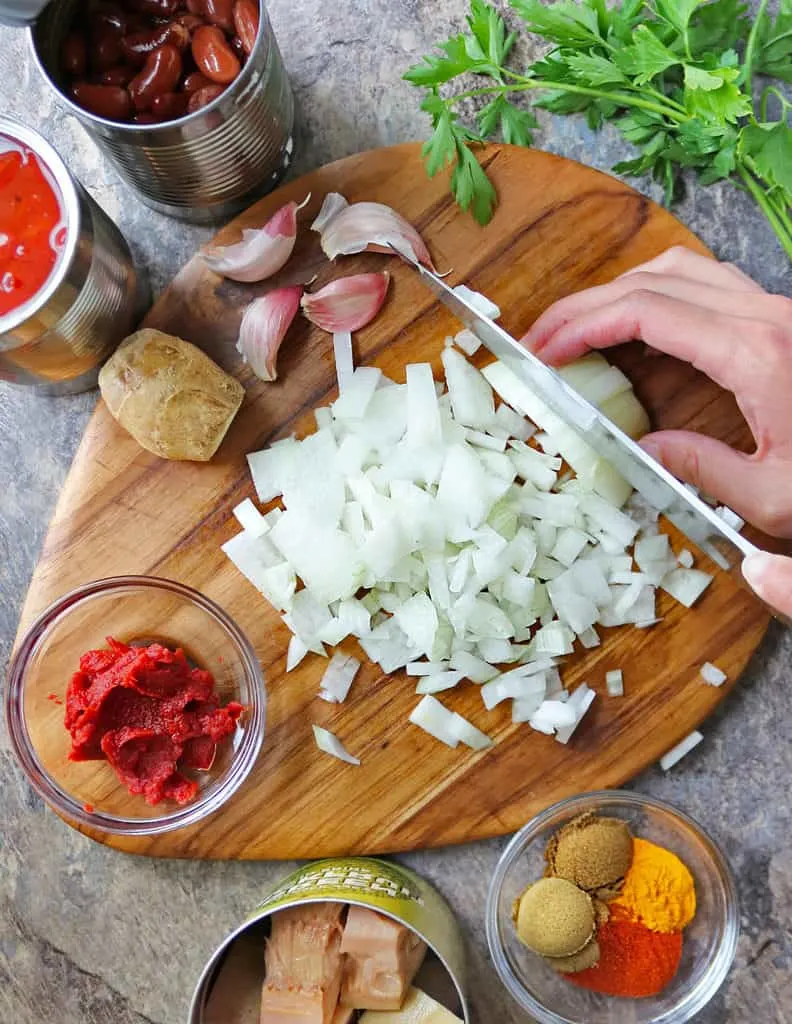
<box><xmin>523</xmin><ymin>290</ymin><xmax>755</xmax><ymax>394</ymax></box>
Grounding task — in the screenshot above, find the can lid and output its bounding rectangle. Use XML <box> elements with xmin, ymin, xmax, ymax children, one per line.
<box><xmin>0</xmin><ymin>0</ymin><xmax>50</xmax><ymax>27</ymax></box>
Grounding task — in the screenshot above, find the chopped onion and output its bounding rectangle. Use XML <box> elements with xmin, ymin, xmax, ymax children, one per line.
<box><xmin>606</xmin><ymin>669</ymin><xmax>624</xmax><ymax>696</ymax></box>
<box><xmin>677</xmin><ymin>548</ymin><xmax>695</xmax><ymax>568</ymax></box>
<box><xmin>333</xmin><ymin>331</ymin><xmax>355</xmax><ymax>393</ymax></box>
<box><xmin>453</xmin><ymin>285</ymin><xmax>500</xmax><ymax>320</ymax></box>
<box><xmin>318</xmin><ymin>651</ymin><xmax>361</xmax><ymax>703</ymax></box>
<box><xmin>660</xmin><ymin>568</ymin><xmax>713</xmax><ymax>608</ymax></box>
<box><xmin>449</xmin><ymin>711</ymin><xmax>494</xmax><ymax>750</ymax></box>
<box><xmin>659</xmin><ymin>730</ymin><xmax>703</xmax><ymax>770</ymax></box>
<box><xmin>715</xmin><ymin>505</ymin><xmax>744</xmax><ymax>532</ymax></box>
<box><xmin>233</xmin><ymin>497</ymin><xmax>270</xmax><ymax>538</ymax></box>
<box><xmin>450</xmin><ymin>651</ymin><xmax>499</xmax><ymax>683</ymax></box>
<box><xmin>409</xmin><ymin>695</ymin><xmax>460</xmax><ymax>748</ymax></box>
<box><xmin>415</xmin><ymin>670</ymin><xmax>465</xmax><ymax>694</ymax></box>
<box><xmin>700</xmin><ymin>662</ymin><xmax>726</xmax><ymax>687</ymax></box>
<box><xmin>555</xmin><ymin>683</ymin><xmax>596</xmax><ymax>744</ymax></box>
<box><xmin>454</xmin><ymin>328</ymin><xmax>482</xmax><ymax>356</ymax></box>
<box><xmin>312</xmin><ymin>725</ymin><xmax>361</xmax><ymax>765</ymax></box>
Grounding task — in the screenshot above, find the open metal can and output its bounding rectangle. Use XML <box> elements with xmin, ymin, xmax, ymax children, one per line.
<box><xmin>189</xmin><ymin>857</ymin><xmax>471</xmax><ymax>1023</ymax></box>
<box><xmin>26</xmin><ymin>0</ymin><xmax>294</xmax><ymax>222</ymax></box>
<box><xmin>0</xmin><ymin>117</ymin><xmax>146</xmax><ymax>394</ymax></box>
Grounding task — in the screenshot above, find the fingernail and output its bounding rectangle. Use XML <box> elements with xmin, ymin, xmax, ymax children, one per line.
<box><xmin>741</xmin><ymin>551</ymin><xmax>774</xmax><ymax>595</ymax></box>
<box><xmin>639</xmin><ymin>437</ymin><xmax>662</xmax><ymax>460</ymax></box>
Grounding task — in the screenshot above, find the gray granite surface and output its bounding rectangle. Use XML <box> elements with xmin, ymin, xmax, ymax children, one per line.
<box><xmin>1</xmin><ymin>3</ymin><xmax>791</xmax><ymax>1022</ymax></box>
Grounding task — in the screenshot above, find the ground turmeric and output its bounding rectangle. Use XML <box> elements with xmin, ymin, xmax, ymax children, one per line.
<box><xmin>612</xmin><ymin>837</ymin><xmax>696</xmax><ymax>933</ymax></box>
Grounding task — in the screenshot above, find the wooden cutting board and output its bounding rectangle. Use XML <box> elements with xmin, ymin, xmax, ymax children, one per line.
<box><xmin>17</xmin><ymin>142</ymin><xmax>769</xmax><ymax>859</ymax></box>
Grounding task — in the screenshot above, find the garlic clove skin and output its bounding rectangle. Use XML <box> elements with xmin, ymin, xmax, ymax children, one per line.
<box><xmin>301</xmin><ymin>272</ymin><xmax>390</xmax><ymax>333</ymax></box>
<box><xmin>236</xmin><ymin>285</ymin><xmax>303</xmax><ymax>382</ymax></box>
<box><xmin>203</xmin><ymin>195</ymin><xmax>310</xmax><ymax>283</ymax></box>
<box><xmin>312</xmin><ymin>193</ymin><xmax>433</xmax><ymax>268</ymax></box>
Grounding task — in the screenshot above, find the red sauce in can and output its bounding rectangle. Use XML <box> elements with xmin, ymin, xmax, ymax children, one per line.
<box><xmin>0</xmin><ymin>139</ymin><xmax>65</xmax><ymax>318</ymax></box>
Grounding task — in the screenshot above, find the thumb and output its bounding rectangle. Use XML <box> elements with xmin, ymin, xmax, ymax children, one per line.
<box><xmin>742</xmin><ymin>552</ymin><xmax>792</xmax><ymax>619</ymax></box>
<box><xmin>639</xmin><ymin>430</ymin><xmax>754</xmax><ymax>520</ymax></box>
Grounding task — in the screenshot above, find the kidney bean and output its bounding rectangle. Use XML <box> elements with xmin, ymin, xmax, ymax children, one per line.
<box><xmin>100</xmin><ymin>64</ymin><xmax>135</xmax><ymax>87</ymax></box>
<box><xmin>181</xmin><ymin>70</ymin><xmax>211</xmax><ymax>93</ymax></box>
<box><xmin>133</xmin><ymin>112</ymin><xmax>158</xmax><ymax>124</ymax></box>
<box><xmin>174</xmin><ymin>12</ymin><xmax>205</xmax><ymax>34</ymax></box>
<box><xmin>131</xmin><ymin>0</ymin><xmax>181</xmax><ymax>16</ymax></box>
<box><xmin>232</xmin><ymin>0</ymin><xmax>258</xmax><ymax>55</ymax></box>
<box><xmin>187</xmin><ymin>82</ymin><xmax>225</xmax><ymax>112</ymax></box>
<box><xmin>71</xmin><ymin>82</ymin><xmax>132</xmax><ymax>120</ymax></box>
<box><xmin>229</xmin><ymin>34</ymin><xmax>244</xmax><ymax>60</ymax></box>
<box><xmin>129</xmin><ymin>44</ymin><xmax>182</xmax><ymax>110</ymax></box>
<box><xmin>90</xmin><ymin>5</ymin><xmax>128</xmax><ymax>36</ymax></box>
<box><xmin>61</xmin><ymin>32</ymin><xmax>88</xmax><ymax>77</ymax></box>
<box><xmin>151</xmin><ymin>90</ymin><xmax>190</xmax><ymax>120</ymax></box>
<box><xmin>92</xmin><ymin>27</ymin><xmax>124</xmax><ymax>71</ymax></box>
<box><xmin>203</xmin><ymin>0</ymin><xmax>235</xmax><ymax>32</ymax></box>
<box><xmin>192</xmin><ymin>25</ymin><xmax>239</xmax><ymax>83</ymax></box>
<box><xmin>122</xmin><ymin>22</ymin><xmax>190</xmax><ymax>64</ymax></box>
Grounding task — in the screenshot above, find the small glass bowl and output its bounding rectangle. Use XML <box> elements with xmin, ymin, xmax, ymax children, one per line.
<box><xmin>6</xmin><ymin>576</ymin><xmax>266</xmax><ymax>836</ymax></box>
<box><xmin>486</xmin><ymin>791</ymin><xmax>739</xmax><ymax>1024</ymax></box>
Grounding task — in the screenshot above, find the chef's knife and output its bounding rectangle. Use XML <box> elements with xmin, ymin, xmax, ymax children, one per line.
<box><xmin>399</xmin><ymin>250</ymin><xmax>766</xmax><ymax>585</ymax></box>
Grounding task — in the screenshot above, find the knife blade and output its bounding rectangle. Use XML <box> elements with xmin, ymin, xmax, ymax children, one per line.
<box><xmin>400</xmin><ymin>250</ymin><xmax>760</xmax><ymax>578</ymax></box>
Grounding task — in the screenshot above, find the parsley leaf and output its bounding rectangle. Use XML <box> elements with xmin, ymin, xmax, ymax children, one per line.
<box><xmin>739</xmin><ymin>123</ymin><xmax>792</xmax><ymax>195</ymax></box>
<box><xmin>613</xmin><ymin>24</ymin><xmax>682</xmax><ymax>83</ymax></box>
<box><xmin>467</xmin><ymin>0</ymin><xmax>517</xmax><ymax>71</ymax></box>
<box><xmin>566</xmin><ymin>52</ymin><xmax>628</xmax><ymax>86</ymax></box>
<box><xmin>509</xmin><ymin>0</ymin><xmax>604</xmax><ymax>47</ymax></box>
<box><xmin>404</xmin><ymin>34</ymin><xmax>495</xmax><ymax>88</ymax></box>
<box><xmin>478</xmin><ymin>95</ymin><xmax>537</xmax><ymax>145</ymax></box>
<box><xmin>452</xmin><ymin>146</ymin><xmax>498</xmax><ymax>225</ymax></box>
<box><xmin>654</xmin><ymin>0</ymin><xmax>707</xmax><ymax>39</ymax></box>
<box><xmin>684</xmin><ymin>65</ymin><xmax>752</xmax><ymax>122</ymax></box>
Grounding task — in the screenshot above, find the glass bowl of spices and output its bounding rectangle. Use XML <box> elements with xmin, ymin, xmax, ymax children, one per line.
<box><xmin>486</xmin><ymin>790</ymin><xmax>739</xmax><ymax>1024</ymax></box>
<box><xmin>6</xmin><ymin>576</ymin><xmax>266</xmax><ymax>836</ymax></box>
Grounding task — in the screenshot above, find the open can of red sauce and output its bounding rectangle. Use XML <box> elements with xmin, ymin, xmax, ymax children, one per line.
<box><xmin>0</xmin><ymin>116</ymin><xmax>147</xmax><ymax>394</ymax></box>
<box><xmin>189</xmin><ymin>858</ymin><xmax>472</xmax><ymax>1024</ymax></box>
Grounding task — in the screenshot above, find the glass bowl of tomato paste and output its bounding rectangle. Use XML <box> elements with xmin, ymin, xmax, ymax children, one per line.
<box><xmin>5</xmin><ymin>575</ymin><xmax>266</xmax><ymax>835</ymax></box>
<box><xmin>486</xmin><ymin>791</ymin><xmax>739</xmax><ymax>1024</ymax></box>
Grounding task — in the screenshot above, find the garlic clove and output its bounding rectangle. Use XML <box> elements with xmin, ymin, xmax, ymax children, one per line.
<box><xmin>301</xmin><ymin>272</ymin><xmax>390</xmax><ymax>333</ymax></box>
<box><xmin>311</xmin><ymin>193</ymin><xmax>433</xmax><ymax>268</ymax></box>
<box><xmin>203</xmin><ymin>195</ymin><xmax>310</xmax><ymax>283</ymax></box>
<box><xmin>236</xmin><ymin>285</ymin><xmax>303</xmax><ymax>382</ymax></box>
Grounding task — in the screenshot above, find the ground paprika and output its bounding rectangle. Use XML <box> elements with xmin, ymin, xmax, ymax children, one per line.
<box><xmin>568</xmin><ymin>918</ymin><xmax>683</xmax><ymax>998</ymax></box>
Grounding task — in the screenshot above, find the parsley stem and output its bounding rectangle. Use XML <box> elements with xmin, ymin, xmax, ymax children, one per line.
<box><xmin>744</xmin><ymin>0</ymin><xmax>770</xmax><ymax>97</ymax></box>
<box><xmin>759</xmin><ymin>85</ymin><xmax>792</xmax><ymax>122</ymax></box>
<box><xmin>452</xmin><ymin>77</ymin><xmax>686</xmax><ymax>123</ymax></box>
<box><xmin>737</xmin><ymin>163</ymin><xmax>792</xmax><ymax>260</ymax></box>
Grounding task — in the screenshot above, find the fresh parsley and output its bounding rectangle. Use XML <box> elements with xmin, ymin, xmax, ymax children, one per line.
<box><xmin>404</xmin><ymin>0</ymin><xmax>792</xmax><ymax>263</ymax></box>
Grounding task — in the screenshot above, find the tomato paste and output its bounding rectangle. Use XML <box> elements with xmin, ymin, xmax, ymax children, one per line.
<box><xmin>0</xmin><ymin>139</ymin><xmax>64</xmax><ymax>318</ymax></box>
<box><xmin>65</xmin><ymin>637</ymin><xmax>243</xmax><ymax>806</ymax></box>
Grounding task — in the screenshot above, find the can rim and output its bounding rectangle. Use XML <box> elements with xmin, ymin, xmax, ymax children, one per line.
<box><xmin>189</xmin><ymin>894</ymin><xmax>471</xmax><ymax>1023</ymax></box>
<box><xmin>0</xmin><ymin>116</ymin><xmax>81</xmax><ymax>338</ymax></box>
<box><xmin>27</xmin><ymin>7</ymin><xmax>267</xmax><ymax>133</ymax></box>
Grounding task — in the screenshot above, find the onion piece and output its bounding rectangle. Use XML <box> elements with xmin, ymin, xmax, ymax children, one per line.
<box><xmin>659</xmin><ymin>730</ymin><xmax>703</xmax><ymax>770</ymax></box>
<box><xmin>677</xmin><ymin>548</ymin><xmax>694</xmax><ymax>568</ymax></box>
<box><xmin>333</xmin><ymin>331</ymin><xmax>354</xmax><ymax>393</ymax></box>
<box><xmin>312</xmin><ymin>725</ymin><xmax>361</xmax><ymax>765</ymax></box>
<box><xmin>286</xmin><ymin>635</ymin><xmax>309</xmax><ymax>672</ymax></box>
<box><xmin>452</xmin><ymin>285</ymin><xmax>500</xmax><ymax>320</ymax></box>
<box><xmin>555</xmin><ymin>683</ymin><xmax>596</xmax><ymax>744</ymax></box>
<box><xmin>415</xmin><ymin>670</ymin><xmax>465</xmax><ymax>694</ymax></box>
<box><xmin>318</xmin><ymin>651</ymin><xmax>361</xmax><ymax>703</ymax></box>
<box><xmin>449</xmin><ymin>711</ymin><xmax>494</xmax><ymax>750</ymax></box>
<box><xmin>454</xmin><ymin>329</ymin><xmax>482</xmax><ymax>356</ymax></box>
<box><xmin>606</xmin><ymin>669</ymin><xmax>624</xmax><ymax>696</ymax></box>
<box><xmin>232</xmin><ymin>497</ymin><xmax>270</xmax><ymax>538</ymax></box>
<box><xmin>660</xmin><ymin>568</ymin><xmax>713</xmax><ymax>608</ymax></box>
<box><xmin>450</xmin><ymin>651</ymin><xmax>499</xmax><ymax>683</ymax></box>
<box><xmin>699</xmin><ymin>662</ymin><xmax>726</xmax><ymax>687</ymax></box>
<box><xmin>409</xmin><ymin>695</ymin><xmax>460</xmax><ymax>748</ymax></box>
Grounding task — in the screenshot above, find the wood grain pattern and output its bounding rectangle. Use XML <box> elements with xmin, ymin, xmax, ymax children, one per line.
<box><xmin>17</xmin><ymin>143</ymin><xmax>769</xmax><ymax>860</ymax></box>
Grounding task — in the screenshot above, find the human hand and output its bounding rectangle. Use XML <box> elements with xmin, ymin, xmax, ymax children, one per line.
<box><xmin>521</xmin><ymin>246</ymin><xmax>792</xmax><ymax>617</ymax></box>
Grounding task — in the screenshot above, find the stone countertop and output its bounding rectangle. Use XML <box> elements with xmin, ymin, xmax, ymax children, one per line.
<box><xmin>1</xmin><ymin>3</ymin><xmax>791</xmax><ymax>1022</ymax></box>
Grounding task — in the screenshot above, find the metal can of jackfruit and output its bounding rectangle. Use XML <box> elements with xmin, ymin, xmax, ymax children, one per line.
<box><xmin>189</xmin><ymin>857</ymin><xmax>471</xmax><ymax>1023</ymax></box>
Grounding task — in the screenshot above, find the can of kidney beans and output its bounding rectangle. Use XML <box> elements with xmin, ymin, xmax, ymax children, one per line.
<box><xmin>189</xmin><ymin>857</ymin><xmax>472</xmax><ymax>1023</ymax></box>
<box><xmin>0</xmin><ymin>117</ymin><xmax>146</xmax><ymax>394</ymax></box>
<box><xmin>24</xmin><ymin>0</ymin><xmax>294</xmax><ymax>223</ymax></box>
